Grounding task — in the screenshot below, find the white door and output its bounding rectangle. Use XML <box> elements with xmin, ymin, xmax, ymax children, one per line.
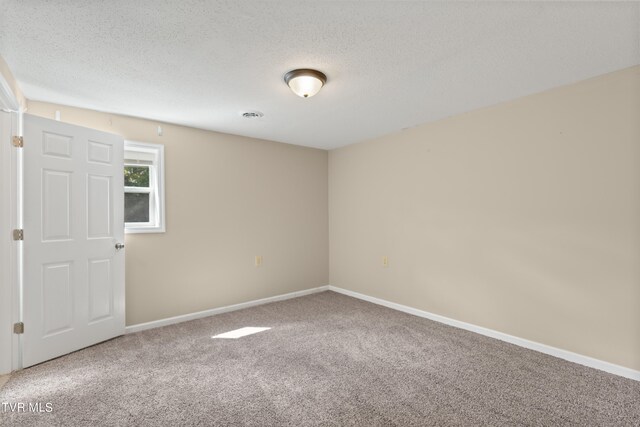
<box><xmin>22</xmin><ymin>114</ymin><xmax>125</xmax><ymax>367</ymax></box>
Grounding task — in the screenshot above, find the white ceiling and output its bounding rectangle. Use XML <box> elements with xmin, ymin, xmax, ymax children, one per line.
<box><xmin>1</xmin><ymin>1</ymin><xmax>639</xmax><ymax>150</ymax></box>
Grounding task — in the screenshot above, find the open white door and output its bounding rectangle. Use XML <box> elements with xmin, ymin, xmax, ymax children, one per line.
<box><xmin>22</xmin><ymin>114</ymin><xmax>125</xmax><ymax>367</ymax></box>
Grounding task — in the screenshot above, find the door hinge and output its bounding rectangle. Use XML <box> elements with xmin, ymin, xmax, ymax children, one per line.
<box><xmin>12</xmin><ymin>229</ymin><xmax>23</xmax><ymax>241</ymax></box>
<box><xmin>12</xmin><ymin>136</ymin><xmax>23</xmax><ymax>148</ymax></box>
<box><xmin>13</xmin><ymin>322</ymin><xmax>24</xmax><ymax>334</ymax></box>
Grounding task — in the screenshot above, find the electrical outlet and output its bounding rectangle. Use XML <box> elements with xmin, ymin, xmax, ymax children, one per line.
<box><xmin>382</xmin><ymin>256</ymin><xmax>388</xmax><ymax>267</ymax></box>
<box><xmin>255</xmin><ymin>255</ymin><xmax>262</xmax><ymax>267</ymax></box>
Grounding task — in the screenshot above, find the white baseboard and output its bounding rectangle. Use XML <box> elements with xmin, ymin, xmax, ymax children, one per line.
<box><xmin>125</xmin><ymin>285</ymin><xmax>329</xmax><ymax>334</ymax></box>
<box><xmin>328</xmin><ymin>285</ymin><xmax>640</xmax><ymax>382</ymax></box>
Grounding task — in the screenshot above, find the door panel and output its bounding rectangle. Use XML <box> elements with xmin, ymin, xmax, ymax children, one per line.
<box><xmin>22</xmin><ymin>114</ymin><xmax>124</xmax><ymax>367</ymax></box>
<box><xmin>87</xmin><ymin>174</ymin><xmax>112</xmax><ymax>237</ymax></box>
<box><xmin>42</xmin><ymin>169</ymin><xmax>71</xmax><ymax>240</ymax></box>
<box><xmin>88</xmin><ymin>258</ymin><xmax>113</xmax><ymax>322</ymax></box>
<box><xmin>42</xmin><ymin>262</ymin><xmax>73</xmax><ymax>336</ymax></box>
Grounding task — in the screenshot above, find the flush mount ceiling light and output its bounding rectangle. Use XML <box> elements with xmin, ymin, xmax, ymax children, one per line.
<box><xmin>284</xmin><ymin>69</ymin><xmax>327</xmax><ymax>98</ymax></box>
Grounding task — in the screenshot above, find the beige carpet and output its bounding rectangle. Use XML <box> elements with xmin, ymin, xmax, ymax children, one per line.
<box><xmin>1</xmin><ymin>291</ymin><xmax>639</xmax><ymax>426</ymax></box>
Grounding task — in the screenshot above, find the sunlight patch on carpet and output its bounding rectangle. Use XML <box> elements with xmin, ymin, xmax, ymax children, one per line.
<box><xmin>212</xmin><ymin>327</ymin><xmax>271</xmax><ymax>339</ymax></box>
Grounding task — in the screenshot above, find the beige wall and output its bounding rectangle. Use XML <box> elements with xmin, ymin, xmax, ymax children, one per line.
<box><xmin>329</xmin><ymin>66</ymin><xmax>640</xmax><ymax>371</ymax></box>
<box><xmin>28</xmin><ymin>101</ymin><xmax>329</xmax><ymax>325</ymax></box>
<box><xmin>26</xmin><ymin>66</ymin><xmax>640</xmax><ymax>371</ymax></box>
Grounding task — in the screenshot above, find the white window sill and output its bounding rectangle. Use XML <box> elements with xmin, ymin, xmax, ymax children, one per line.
<box><xmin>125</xmin><ymin>225</ymin><xmax>166</xmax><ymax>234</ymax></box>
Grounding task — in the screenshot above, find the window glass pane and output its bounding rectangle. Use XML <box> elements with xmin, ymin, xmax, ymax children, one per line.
<box><xmin>125</xmin><ymin>193</ymin><xmax>150</xmax><ymax>223</ymax></box>
<box><xmin>124</xmin><ymin>166</ymin><xmax>150</xmax><ymax>187</ymax></box>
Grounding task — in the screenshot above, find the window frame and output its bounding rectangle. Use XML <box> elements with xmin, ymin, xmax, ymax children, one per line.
<box><xmin>124</xmin><ymin>141</ymin><xmax>165</xmax><ymax>234</ymax></box>
<box><xmin>124</xmin><ymin>164</ymin><xmax>154</xmax><ymax>226</ymax></box>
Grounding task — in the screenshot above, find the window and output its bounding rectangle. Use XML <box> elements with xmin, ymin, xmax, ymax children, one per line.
<box><xmin>124</xmin><ymin>141</ymin><xmax>165</xmax><ymax>233</ymax></box>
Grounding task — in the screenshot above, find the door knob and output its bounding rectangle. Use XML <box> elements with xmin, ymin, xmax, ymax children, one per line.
<box><xmin>115</xmin><ymin>243</ymin><xmax>125</xmax><ymax>250</ymax></box>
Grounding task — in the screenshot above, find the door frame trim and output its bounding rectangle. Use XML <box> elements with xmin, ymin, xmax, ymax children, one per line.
<box><xmin>0</xmin><ymin>76</ymin><xmax>23</xmax><ymax>375</ymax></box>
<box><xmin>0</xmin><ymin>68</ymin><xmax>21</xmax><ymax>112</ymax></box>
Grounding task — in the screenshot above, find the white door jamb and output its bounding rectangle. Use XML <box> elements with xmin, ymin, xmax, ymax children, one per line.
<box><xmin>0</xmin><ymin>71</ymin><xmax>23</xmax><ymax>375</ymax></box>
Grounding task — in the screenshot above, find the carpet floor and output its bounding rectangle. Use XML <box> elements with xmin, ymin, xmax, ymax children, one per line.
<box><xmin>1</xmin><ymin>291</ymin><xmax>639</xmax><ymax>426</ymax></box>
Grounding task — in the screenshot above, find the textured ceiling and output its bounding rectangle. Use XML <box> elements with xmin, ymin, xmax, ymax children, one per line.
<box><xmin>1</xmin><ymin>1</ymin><xmax>639</xmax><ymax>149</ymax></box>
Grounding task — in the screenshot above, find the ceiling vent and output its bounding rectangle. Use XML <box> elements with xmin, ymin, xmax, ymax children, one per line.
<box><xmin>242</xmin><ymin>111</ymin><xmax>264</xmax><ymax>118</ymax></box>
